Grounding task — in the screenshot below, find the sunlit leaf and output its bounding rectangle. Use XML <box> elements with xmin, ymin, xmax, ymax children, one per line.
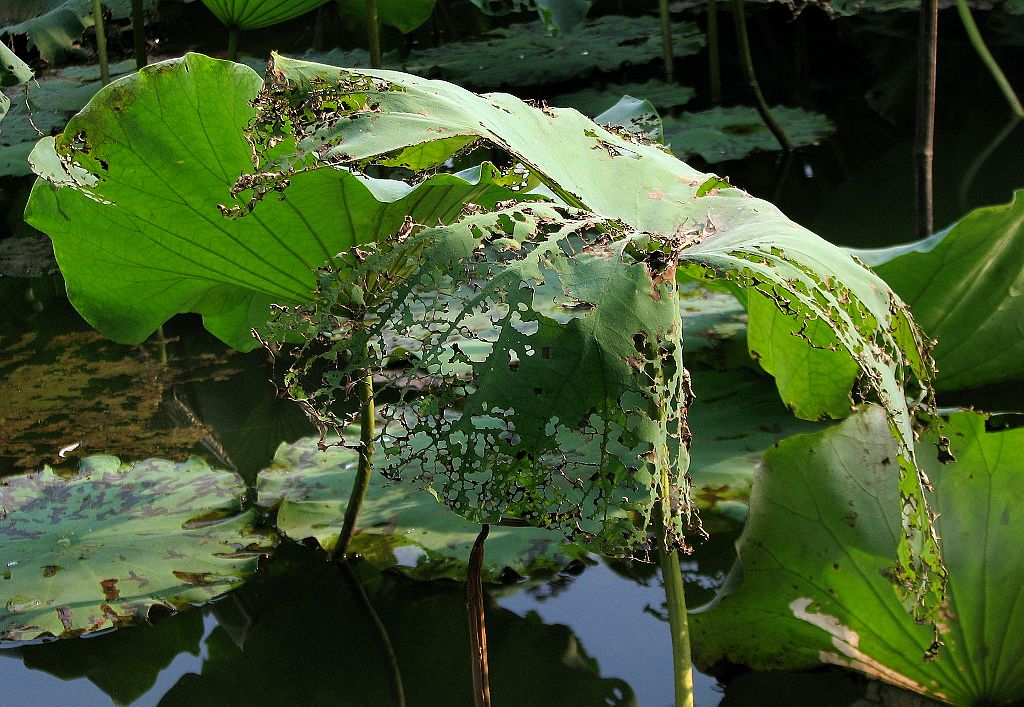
<box><xmin>853</xmin><ymin>189</ymin><xmax>1024</xmax><ymax>391</ymax></box>
<box><xmin>692</xmin><ymin>407</ymin><xmax>1024</xmax><ymax>705</ymax></box>
<box><xmin>0</xmin><ymin>455</ymin><xmax>270</xmax><ymax>641</ymax></box>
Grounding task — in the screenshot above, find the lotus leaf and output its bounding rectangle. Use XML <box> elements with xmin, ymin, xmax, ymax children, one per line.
<box><xmin>25</xmin><ymin>54</ymin><xmax>535</xmax><ymax>350</ymax></box>
<box><xmin>853</xmin><ymin>189</ymin><xmax>1024</xmax><ymax>392</ymax></box>
<box><xmin>594</xmin><ymin>95</ymin><xmax>663</xmax><ymax>142</ymax></box>
<box><xmin>0</xmin><ymin>455</ymin><xmax>269</xmax><ymax>641</ymax></box>
<box><xmin>198</xmin><ymin>0</ymin><xmax>331</xmax><ymax>30</ymax></box>
<box><xmin>335</xmin><ymin>0</ymin><xmax>438</xmax><ymax>34</ymax></box>
<box><xmin>399</xmin><ymin>15</ymin><xmax>705</xmax><ymax>88</ymax></box>
<box><xmin>257</xmin><ymin>437</ymin><xmax>589</xmax><ymax>581</ymax></box>
<box><xmin>231</xmin><ymin>53</ymin><xmax>941</xmax><ymax>611</ymax></box>
<box><xmin>0</xmin><ymin>44</ymin><xmax>32</xmax><ymax>121</ymax></box>
<box><xmin>691</xmin><ymin>407</ymin><xmax>1024</xmax><ymax>705</ymax></box>
<box><xmin>551</xmin><ymin>79</ymin><xmax>696</xmax><ymax>118</ymax></box>
<box><xmin>663</xmin><ymin>105</ymin><xmax>835</xmax><ymax>163</ymax></box>
<box><xmin>469</xmin><ymin>0</ymin><xmax>592</xmax><ymax>33</ymax></box>
<box><xmin>0</xmin><ymin>0</ymin><xmax>153</xmax><ymax>63</ymax></box>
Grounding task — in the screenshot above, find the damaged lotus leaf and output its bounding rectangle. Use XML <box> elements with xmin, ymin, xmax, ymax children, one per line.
<box><xmin>400</xmin><ymin>15</ymin><xmax>705</xmax><ymax>89</ymax></box>
<box><xmin>24</xmin><ymin>54</ymin><xmax>537</xmax><ymax>350</ymax></box>
<box><xmin>198</xmin><ymin>0</ymin><xmax>331</xmax><ymax>30</ymax></box>
<box><xmin>0</xmin><ymin>455</ymin><xmax>269</xmax><ymax>641</ymax></box>
<box><xmin>0</xmin><ymin>44</ymin><xmax>32</xmax><ymax>121</ymax></box>
<box><xmin>248</xmin><ymin>54</ymin><xmax>942</xmax><ymax>616</ymax></box>
<box><xmin>663</xmin><ymin>106</ymin><xmax>835</xmax><ymax>163</ymax></box>
<box><xmin>0</xmin><ymin>0</ymin><xmax>153</xmax><ymax>63</ymax></box>
<box><xmin>257</xmin><ymin>437</ymin><xmax>589</xmax><ymax>581</ymax></box>
<box><xmin>853</xmin><ymin>189</ymin><xmax>1024</xmax><ymax>392</ymax></box>
<box><xmin>691</xmin><ymin>407</ymin><xmax>1024</xmax><ymax>705</ymax></box>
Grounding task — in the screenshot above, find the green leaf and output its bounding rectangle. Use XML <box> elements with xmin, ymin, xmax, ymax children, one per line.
<box><xmin>198</xmin><ymin>0</ymin><xmax>332</xmax><ymax>29</ymax></box>
<box><xmin>594</xmin><ymin>95</ymin><xmax>663</xmax><ymax>143</ymax></box>
<box><xmin>257</xmin><ymin>436</ymin><xmax>589</xmax><ymax>581</ymax></box>
<box><xmin>25</xmin><ymin>54</ymin><xmax>535</xmax><ymax>350</ymax></box>
<box><xmin>0</xmin><ymin>44</ymin><xmax>32</xmax><ymax>120</ymax></box>
<box><xmin>0</xmin><ymin>0</ymin><xmax>153</xmax><ymax>63</ymax></box>
<box><xmin>246</xmin><ymin>54</ymin><xmax>943</xmax><ymax>613</ymax></box>
<box><xmin>663</xmin><ymin>105</ymin><xmax>835</xmax><ymax>163</ymax></box>
<box><xmin>0</xmin><ymin>455</ymin><xmax>270</xmax><ymax>641</ymax></box>
<box><xmin>335</xmin><ymin>0</ymin><xmax>438</xmax><ymax>34</ymax></box>
<box><xmin>853</xmin><ymin>189</ymin><xmax>1024</xmax><ymax>391</ymax></box>
<box><xmin>400</xmin><ymin>15</ymin><xmax>705</xmax><ymax>89</ymax></box>
<box><xmin>551</xmin><ymin>79</ymin><xmax>696</xmax><ymax>118</ymax></box>
<box><xmin>691</xmin><ymin>407</ymin><xmax>1024</xmax><ymax>705</ymax></box>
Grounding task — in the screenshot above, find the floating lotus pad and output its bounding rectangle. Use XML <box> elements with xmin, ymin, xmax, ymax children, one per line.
<box><xmin>257</xmin><ymin>437</ymin><xmax>589</xmax><ymax>581</ymax></box>
<box><xmin>551</xmin><ymin>79</ymin><xmax>697</xmax><ymax>117</ymax></box>
<box><xmin>0</xmin><ymin>455</ymin><xmax>270</xmax><ymax>641</ymax></box>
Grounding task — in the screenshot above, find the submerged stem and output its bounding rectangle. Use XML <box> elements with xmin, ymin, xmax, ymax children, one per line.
<box><xmin>468</xmin><ymin>524</ymin><xmax>491</xmax><ymax>707</ymax></box>
<box><xmin>658</xmin><ymin>0</ymin><xmax>674</xmax><ymax>83</ymax></box>
<box><xmin>368</xmin><ymin>0</ymin><xmax>383</xmax><ymax>69</ymax></box>
<box><xmin>733</xmin><ymin>0</ymin><xmax>792</xmax><ymax>151</ymax></box>
<box><xmin>131</xmin><ymin>0</ymin><xmax>147</xmax><ymax>69</ymax></box>
<box><xmin>92</xmin><ymin>0</ymin><xmax>110</xmax><ymax>86</ymax></box>
<box><xmin>333</xmin><ymin>367</ymin><xmax>375</xmax><ymax>560</ymax></box>
<box><xmin>955</xmin><ymin>0</ymin><xmax>1024</xmax><ymax>119</ymax></box>
<box><xmin>915</xmin><ymin>0</ymin><xmax>938</xmax><ymax>237</ymax></box>
<box><xmin>338</xmin><ymin>561</ymin><xmax>407</xmax><ymax>707</ymax></box>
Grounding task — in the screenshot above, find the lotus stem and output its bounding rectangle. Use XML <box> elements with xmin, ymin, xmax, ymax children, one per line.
<box><xmin>658</xmin><ymin>473</ymin><xmax>694</xmax><ymax>707</ymax></box>
<box><xmin>733</xmin><ymin>0</ymin><xmax>792</xmax><ymax>152</ymax></box>
<box><xmin>227</xmin><ymin>26</ymin><xmax>239</xmax><ymax>62</ymax></box>
<box><xmin>659</xmin><ymin>0</ymin><xmax>674</xmax><ymax>83</ymax></box>
<box><xmin>156</xmin><ymin>324</ymin><xmax>167</xmax><ymax>365</ymax></box>
<box><xmin>92</xmin><ymin>0</ymin><xmax>110</xmax><ymax>86</ymax></box>
<box><xmin>915</xmin><ymin>0</ymin><xmax>938</xmax><ymax>237</ymax></box>
<box><xmin>955</xmin><ymin>0</ymin><xmax>1024</xmax><ymax>119</ymax></box>
<box><xmin>708</xmin><ymin>0</ymin><xmax>721</xmax><ymax>103</ymax></box>
<box><xmin>468</xmin><ymin>524</ymin><xmax>491</xmax><ymax>707</ymax></box>
<box><xmin>368</xmin><ymin>0</ymin><xmax>382</xmax><ymax>69</ymax></box>
<box><xmin>131</xmin><ymin>0</ymin><xmax>147</xmax><ymax>68</ymax></box>
<box><xmin>333</xmin><ymin>366</ymin><xmax>375</xmax><ymax>559</ymax></box>
<box><xmin>338</xmin><ymin>561</ymin><xmax>407</xmax><ymax>707</ymax></box>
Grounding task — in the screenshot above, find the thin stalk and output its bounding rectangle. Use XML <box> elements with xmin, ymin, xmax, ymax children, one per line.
<box><xmin>156</xmin><ymin>324</ymin><xmax>167</xmax><ymax>365</ymax></box>
<box><xmin>332</xmin><ymin>367</ymin><xmax>375</xmax><ymax>559</ymax></box>
<box><xmin>313</xmin><ymin>3</ymin><xmax>326</xmax><ymax>52</ymax></box>
<box><xmin>368</xmin><ymin>0</ymin><xmax>382</xmax><ymax>69</ymax></box>
<box><xmin>708</xmin><ymin>0</ymin><xmax>721</xmax><ymax>103</ymax></box>
<box><xmin>915</xmin><ymin>0</ymin><xmax>938</xmax><ymax>237</ymax></box>
<box><xmin>92</xmin><ymin>0</ymin><xmax>110</xmax><ymax>86</ymax></box>
<box><xmin>658</xmin><ymin>473</ymin><xmax>694</xmax><ymax>707</ymax></box>
<box><xmin>955</xmin><ymin>0</ymin><xmax>1024</xmax><ymax>118</ymax></box>
<box><xmin>658</xmin><ymin>0</ymin><xmax>674</xmax><ymax>83</ymax></box>
<box><xmin>131</xmin><ymin>0</ymin><xmax>147</xmax><ymax>68</ymax></box>
<box><xmin>468</xmin><ymin>524</ymin><xmax>491</xmax><ymax>707</ymax></box>
<box><xmin>338</xmin><ymin>561</ymin><xmax>407</xmax><ymax>707</ymax></box>
<box><xmin>733</xmin><ymin>0</ymin><xmax>792</xmax><ymax>151</ymax></box>
<box><xmin>227</xmin><ymin>26</ymin><xmax>239</xmax><ymax>62</ymax></box>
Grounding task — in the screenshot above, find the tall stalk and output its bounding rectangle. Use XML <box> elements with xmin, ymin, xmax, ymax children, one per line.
<box><xmin>468</xmin><ymin>524</ymin><xmax>491</xmax><ymax>707</ymax></box>
<box><xmin>333</xmin><ymin>365</ymin><xmax>375</xmax><ymax>559</ymax></box>
<box><xmin>659</xmin><ymin>472</ymin><xmax>694</xmax><ymax>707</ymax></box>
<box><xmin>707</xmin><ymin>0</ymin><xmax>721</xmax><ymax>103</ymax></box>
<box><xmin>368</xmin><ymin>0</ymin><xmax>382</xmax><ymax>69</ymax></box>
<box><xmin>131</xmin><ymin>0</ymin><xmax>147</xmax><ymax>69</ymax></box>
<box><xmin>955</xmin><ymin>0</ymin><xmax>1024</xmax><ymax>119</ymax></box>
<box><xmin>92</xmin><ymin>0</ymin><xmax>110</xmax><ymax>86</ymax></box>
<box><xmin>227</xmin><ymin>26</ymin><xmax>239</xmax><ymax>62</ymax></box>
<box><xmin>915</xmin><ymin>0</ymin><xmax>938</xmax><ymax>237</ymax></box>
<box><xmin>733</xmin><ymin>0</ymin><xmax>792</xmax><ymax>151</ymax></box>
<box><xmin>658</xmin><ymin>0</ymin><xmax>674</xmax><ymax>83</ymax></box>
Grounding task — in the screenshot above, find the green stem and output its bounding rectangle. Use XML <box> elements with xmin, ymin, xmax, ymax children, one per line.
<box><xmin>333</xmin><ymin>366</ymin><xmax>375</xmax><ymax>559</ymax></box>
<box><xmin>915</xmin><ymin>0</ymin><xmax>938</xmax><ymax>237</ymax></box>
<box><xmin>156</xmin><ymin>324</ymin><xmax>167</xmax><ymax>365</ymax></box>
<box><xmin>955</xmin><ymin>0</ymin><xmax>1024</xmax><ymax>119</ymax></box>
<box><xmin>131</xmin><ymin>0</ymin><xmax>147</xmax><ymax>68</ymax></box>
<box><xmin>92</xmin><ymin>0</ymin><xmax>110</xmax><ymax>86</ymax></box>
<box><xmin>657</xmin><ymin>482</ymin><xmax>694</xmax><ymax>707</ymax></box>
<box><xmin>227</xmin><ymin>26</ymin><xmax>239</xmax><ymax>62</ymax></box>
<box><xmin>338</xmin><ymin>561</ymin><xmax>407</xmax><ymax>707</ymax></box>
<box><xmin>468</xmin><ymin>524</ymin><xmax>491</xmax><ymax>707</ymax></box>
<box><xmin>707</xmin><ymin>0</ymin><xmax>721</xmax><ymax>103</ymax></box>
<box><xmin>658</xmin><ymin>0</ymin><xmax>674</xmax><ymax>83</ymax></box>
<box><xmin>733</xmin><ymin>0</ymin><xmax>792</xmax><ymax>151</ymax></box>
<box><xmin>368</xmin><ymin>0</ymin><xmax>382</xmax><ymax>69</ymax></box>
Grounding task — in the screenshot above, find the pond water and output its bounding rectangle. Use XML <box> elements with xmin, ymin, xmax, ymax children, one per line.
<box><xmin>1</xmin><ymin>2</ymin><xmax>1022</xmax><ymax>705</ymax></box>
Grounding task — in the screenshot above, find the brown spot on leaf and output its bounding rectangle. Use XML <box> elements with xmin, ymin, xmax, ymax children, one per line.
<box><xmin>56</xmin><ymin>606</ymin><xmax>73</xmax><ymax>632</ymax></box>
<box><xmin>42</xmin><ymin>565</ymin><xmax>62</xmax><ymax>578</ymax></box>
<box><xmin>101</xmin><ymin>578</ymin><xmax>120</xmax><ymax>600</ymax></box>
<box><xmin>173</xmin><ymin>571</ymin><xmax>214</xmax><ymax>586</ymax></box>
